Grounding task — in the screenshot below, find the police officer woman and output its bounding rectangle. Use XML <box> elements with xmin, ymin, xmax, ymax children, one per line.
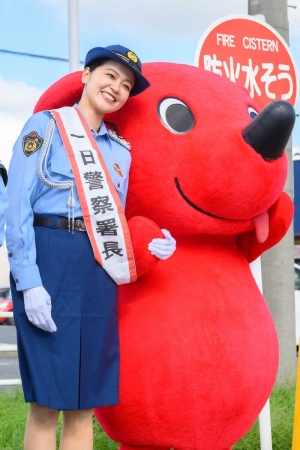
<box><xmin>6</xmin><ymin>45</ymin><xmax>176</xmax><ymax>450</ymax></box>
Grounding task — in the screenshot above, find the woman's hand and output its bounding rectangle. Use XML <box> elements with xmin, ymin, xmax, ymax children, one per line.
<box><xmin>23</xmin><ymin>286</ymin><xmax>57</xmax><ymax>332</ymax></box>
<box><xmin>148</xmin><ymin>229</ymin><xmax>176</xmax><ymax>260</ymax></box>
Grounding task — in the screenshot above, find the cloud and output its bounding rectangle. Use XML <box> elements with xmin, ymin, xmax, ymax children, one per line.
<box><xmin>288</xmin><ymin>4</ymin><xmax>300</xmax><ymax>37</ymax></box>
<box><xmin>0</xmin><ymin>77</ymin><xmax>42</xmax><ymax>168</ymax></box>
<box><xmin>38</xmin><ymin>0</ymin><xmax>300</xmax><ymax>46</ymax></box>
<box><xmin>38</xmin><ymin>0</ymin><xmax>248</xmax><ymax>40</ymax></box>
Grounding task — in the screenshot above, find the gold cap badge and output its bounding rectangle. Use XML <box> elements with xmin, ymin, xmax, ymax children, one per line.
<box><xmin>127</xmin><ymin>51</ymin><xmax>138</xmax><ymax>64</ymax></box>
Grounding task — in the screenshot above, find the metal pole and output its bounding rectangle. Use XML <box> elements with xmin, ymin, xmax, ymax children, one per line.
<box><xmin>68</xmin><ymin>0</ymin><xmax>80</xmax><ymax>72</ymax></box>
<box><xmin>248</xmin><ymin>0</ymin><xmax>297</xmax><ymax>384</ymax></box>
<box><xmin>259</xmin><ymin>400</ymin><xmax>273</xmax><ymax>450</ymax></box>
<box><xmin>250</xmin><ymin>258</ymin><xmax>273</xmax><ymax>450</ymax></box>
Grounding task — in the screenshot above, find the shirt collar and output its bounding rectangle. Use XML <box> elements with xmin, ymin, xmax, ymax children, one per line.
<box><xmin>74</xmin><ymin>103</ymin><xmax>108</xmax><ymax>137</ymax></box>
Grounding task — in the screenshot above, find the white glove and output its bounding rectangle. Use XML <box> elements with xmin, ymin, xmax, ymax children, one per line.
<box><xmin>23</xmin><ymin>286</ymin><xmax>57</xmax><ymax>332</ymax></box>
<box><xmin>148</xmin><ymin>229</ymin><xmax>176</xmax><ymax>260</ymax></box>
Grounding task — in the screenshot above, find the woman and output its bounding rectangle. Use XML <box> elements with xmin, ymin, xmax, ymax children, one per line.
<box><xmin>5</xmin><ymin>44</ymin><xmax>176</xmax><ymax>450</ymax></box>
<box><xmin>0</xmin><ymin>160</ymin><xmax>8</xmax><ymax>246</ymax></box>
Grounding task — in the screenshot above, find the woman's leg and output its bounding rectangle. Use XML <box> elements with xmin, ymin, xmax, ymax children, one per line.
<box><xmin>24</xmin><ymin>402</ymin><xmax>60</xmax><ymax>450</ymax></box>
<box><xmin>59</xmin><ymin>408</ymin><xmax>94</xmax><ymax>450</ymax></box>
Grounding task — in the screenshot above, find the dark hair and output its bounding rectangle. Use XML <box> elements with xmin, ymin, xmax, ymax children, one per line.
<box><xmin>87</xmin><ymin>58</ymin><xmax>112</xmax><ymax>72</ymax></box>
<box><xmin>104</xmin><ymin>120</ymin><xmax>119</xmax><ymax>135</ymax></box>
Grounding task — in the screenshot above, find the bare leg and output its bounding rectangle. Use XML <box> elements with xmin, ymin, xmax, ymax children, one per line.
<box><xmin>24</xmin><ymin>402</ymin><xmax>60</xmax><ymax>450</ymax></box>
<box><xmin>59</xmin><ymin>408</ymin><xmax>94</xmax><ymax>450</ymax></box>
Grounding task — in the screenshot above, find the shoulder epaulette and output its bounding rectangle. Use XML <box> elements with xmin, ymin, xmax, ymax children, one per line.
<box><xmin>108</xmin><ymin>130</ymin><xmax>131</xmax><ymax>151</ymax></box>
<box><xmin>43</xmin><ymin>111</ymin><xmax>52</xmax><ymax>118</ymax></box>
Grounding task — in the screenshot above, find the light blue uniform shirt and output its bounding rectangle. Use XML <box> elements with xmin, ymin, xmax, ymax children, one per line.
<box><xmin>0</xmin><ymin>169</ymin><xmax>8</xmax><ymax>246</ymax></box>
<box><xmin>6</xmin><ymin>107</ymin><xmax>131</xmax><ymax>291</ymax></box>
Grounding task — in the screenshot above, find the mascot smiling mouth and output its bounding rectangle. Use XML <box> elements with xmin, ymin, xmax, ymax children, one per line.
<box><xmin>175</xmin><ymin>177</ymin><xmax>269</xmax><ymax>243</ymax></box>
<box><xmin>175</xmin><ymin>177</ymin><xmax>227</xmax><ymax>220</ymax></box>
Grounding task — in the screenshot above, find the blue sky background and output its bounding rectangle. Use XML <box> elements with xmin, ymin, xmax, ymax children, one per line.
<box><xmin>0</xmin><ymin>0</ymin><xmax>299</xmax><ymax>169</ymax></box>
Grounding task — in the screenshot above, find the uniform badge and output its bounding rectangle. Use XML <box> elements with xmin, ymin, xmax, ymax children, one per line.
<box><xmin>127</xmin><ymin>51</ymin><xmax>138</xmax><ymax>64</ymax></box>
<box><xmin>22</xmin><ymin>131</ymin><xmax>43</xmax><ymax>157</ymax></box>
<box><xmin>114</xmin><ymin>163</ymin><xmax>124</xmax><ymax>177</ymax></box>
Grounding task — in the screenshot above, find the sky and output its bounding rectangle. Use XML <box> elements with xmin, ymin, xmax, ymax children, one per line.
<box><xmin>0</xmin><ymin>0</ymin><xmax>299</xmax><ymax>170</ymax></box>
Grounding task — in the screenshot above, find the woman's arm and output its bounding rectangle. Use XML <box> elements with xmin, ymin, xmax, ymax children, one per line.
<box><xmin>5</xmin><ymin>113</ymin><xmax>49</xmax><ymax>290</ymax></box>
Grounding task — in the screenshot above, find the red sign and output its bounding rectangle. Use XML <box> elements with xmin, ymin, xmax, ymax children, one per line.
<box><xmin>195</xmin><ymin>15</ymin><xmax>298</xmax><ymax>109</ymax></box>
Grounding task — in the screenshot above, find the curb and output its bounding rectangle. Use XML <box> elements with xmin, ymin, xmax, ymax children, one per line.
<box><xmin>0</xmin><ymin>344</ymin><xmax>18</xmax><ymax>358</ymax></box>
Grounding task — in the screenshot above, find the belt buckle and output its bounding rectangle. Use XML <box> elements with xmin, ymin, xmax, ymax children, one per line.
<box><xmin>75</xmin><ymin>219</ymin><xmax>86</xmax><ymax>232</ymax></box>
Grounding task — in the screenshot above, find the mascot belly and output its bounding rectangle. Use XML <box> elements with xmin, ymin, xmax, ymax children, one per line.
<box><xmin>99</xmin><ymin>239</ymin><xmax>279</xmax><ymax>450</ymax></box>
<box><xmin>34</xmin><ymin>62</ymin><xmax>295</xmax><ymax>450</ymax></box>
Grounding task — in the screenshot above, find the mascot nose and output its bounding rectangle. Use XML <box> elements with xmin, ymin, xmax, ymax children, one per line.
<box><xmin>242</xmin><ymin>101</ymin><xmax>295</xmax><ymax>160</ymax></box>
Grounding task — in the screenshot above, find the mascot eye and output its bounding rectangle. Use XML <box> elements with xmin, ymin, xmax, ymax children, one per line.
<box><xmin>158</xmin><ymin>98</ymin><xmax>195</xmax><ymax>134</ymax></box>
<box><xmin>248</xmin><ymin>106</ymin><xmax>258</xmax><ymax>119</ymax></box>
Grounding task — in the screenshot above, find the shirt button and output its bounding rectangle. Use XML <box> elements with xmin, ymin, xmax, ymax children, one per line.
<box><xmin>8</xmin><ymin>253</ymin><xmax>12</xmax><ymax>257</ymax></box>
<box><xmin>70</xmin><ymin>170</ymin><xmax>73</xmax><ymax>174</ymax></box>
<box><xmin>117</xmin><ymin>183</ymin><xmax>120</xmax><ymax>187</ymax></box>
<box><xmin>15</xmin><ymin>279</ymin><xmax>19</xmax><ymax>284</ymax></box>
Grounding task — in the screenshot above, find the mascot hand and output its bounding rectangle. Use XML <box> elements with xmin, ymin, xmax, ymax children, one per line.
<box><xmin>128</xmin><ymin>216</ymin><xmax>165</xmax><ymax>278</ymax></box>
<box><xmin>148</xmin><ymin>229</ymin><xmax>176</xmax><ymax>260</ymax></box>
<box><xmin>23</xmin><ymin>286</ymin><xmax>57</xmax><ymax>332</ymax></box>
<box><xmin>238</xmin><ymin>192</ymin><xmax>294</xmax><ymax>262</ymax></box>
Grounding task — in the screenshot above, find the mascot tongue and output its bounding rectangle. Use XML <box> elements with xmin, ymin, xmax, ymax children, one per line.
<box><xmin>253</xmin><ymin>211</ymin><xmax>269</xmax><ymax>243</ymax></box>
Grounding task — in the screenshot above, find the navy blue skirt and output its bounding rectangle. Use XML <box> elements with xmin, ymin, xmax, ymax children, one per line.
<box><xmin>11</xmin><ymin>218</ymin><xmax>119</xmax><ymax>410</ymax></box>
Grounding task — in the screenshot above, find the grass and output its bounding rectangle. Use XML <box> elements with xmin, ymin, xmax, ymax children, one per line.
<box><xmin>0</xmin><ymin>388</ymin><xmax>118</xmax><ymax>450</ymax></box>
<box><xmin>0</xmin><ymin>388</ymin><xmax>28</xmax><ymax>449</ymax></box>
<box><xmin>233</xmin><ymin>377</ymin><xmax>296</xmax><ymax>449</ymax></box>
<box><xmin>0</xmin><ymin>379</ymin><xmax>296</xmax><ymax>450</ymax></box>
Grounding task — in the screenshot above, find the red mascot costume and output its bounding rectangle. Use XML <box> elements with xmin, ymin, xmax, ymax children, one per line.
<box><xmin>34</xmin><ymin>62</ymin><xmax>295</xmax><ymax>450</ymax></box>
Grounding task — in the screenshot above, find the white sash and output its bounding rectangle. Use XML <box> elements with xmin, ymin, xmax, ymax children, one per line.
<box><xmin>51</xmin><ymin>106</ymin><xmax>137</xmax><ymax>285</ymax></box>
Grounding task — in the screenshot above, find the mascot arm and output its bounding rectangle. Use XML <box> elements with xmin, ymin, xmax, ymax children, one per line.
<box><xmin>128</xmin><ymin>216</ymin><xmax>165</xmax><ymax>278</ymax></box>
<box><xmin>238</xmin><ymin>192</ymin><xmax>294</xmax><ymax>263</ymax></box>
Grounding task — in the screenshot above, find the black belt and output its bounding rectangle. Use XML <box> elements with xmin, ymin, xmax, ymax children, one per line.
<box><xmin>33</xmin><ymin>216</ymin><xmax>87</xmax><ymax>232</ymax></box>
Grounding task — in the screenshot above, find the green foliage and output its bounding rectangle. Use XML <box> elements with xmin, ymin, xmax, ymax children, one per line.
<box><xmin>0</xmin><ymin>389</ymin><xmax>28</xmax><ymax>450</ymax></box>
<box><xmin>0</xmin><ymin>379</ymin><xmax>296</xmax><ymax>449</ymax></box>
<box><xmin>234</xmin><ymin>377</ymin><xmax>296</xmax><ymax>450</ymax></box>
<box><xmin>93</xmin><ymin>417</ymin><xmax>118</xmax><ymax>450</ymax></box>
<box><xmin>0</xmin><ymin>388</ymin><xmax>119</xmax><ymax>449</ymax></box>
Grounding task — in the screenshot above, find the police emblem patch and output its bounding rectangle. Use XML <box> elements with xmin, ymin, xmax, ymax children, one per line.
<box><xmin>22</xmin><ymin>131</ymin><xmax>43</xmax><ymax>156</ymax></box>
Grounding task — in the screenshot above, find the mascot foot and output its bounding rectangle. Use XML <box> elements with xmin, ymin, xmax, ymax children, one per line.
<box><xmin>119</xmin><ymin>446</ymin><xmax>169</xmax><ymax>450</ymax></box>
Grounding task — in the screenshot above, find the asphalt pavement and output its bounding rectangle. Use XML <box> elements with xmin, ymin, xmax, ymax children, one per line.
<box><xmin>0</xmin><ymin>323</ymin><xmax>21</xmax><ymax>390</ymax></box>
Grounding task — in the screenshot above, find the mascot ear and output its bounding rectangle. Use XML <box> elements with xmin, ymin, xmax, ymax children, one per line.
<box><xmin>33</xmin><ymin>70</ymin><xmax>84</xmax><ymax>113</ymax></box>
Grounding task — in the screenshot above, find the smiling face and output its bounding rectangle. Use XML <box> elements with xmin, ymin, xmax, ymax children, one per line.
<box><xmin>78</xmin><ymin>59</ymin><xmax>135</xmax><ymax>130</ymax></box>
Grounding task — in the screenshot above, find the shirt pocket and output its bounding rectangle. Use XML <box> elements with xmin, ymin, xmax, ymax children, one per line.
<box><xmin>50</xmin><ymin>155</ymin><xmax>74</xmax><ymax>180</ymax></box>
